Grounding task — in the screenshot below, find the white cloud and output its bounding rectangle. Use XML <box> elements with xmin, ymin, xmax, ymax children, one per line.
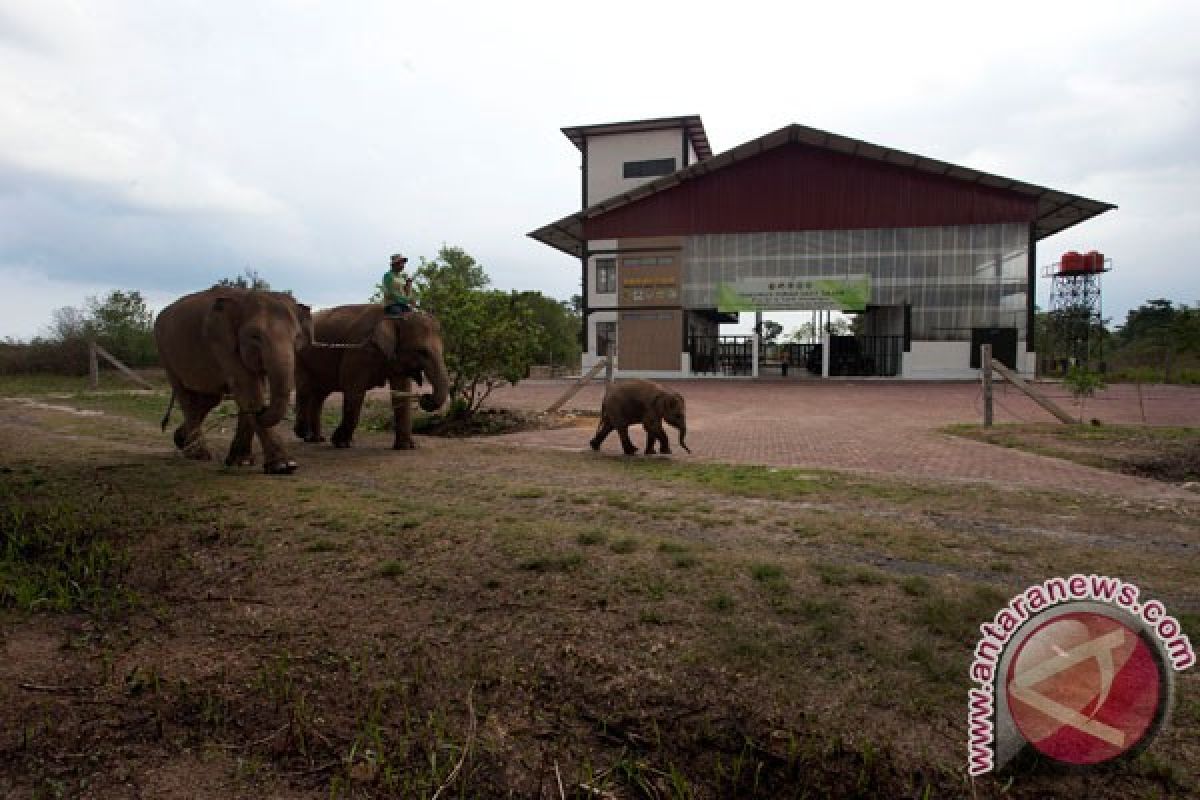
<box><xmin>0</xmin><ymin>0</ymin><xmax>1197</xmax><ymax>338</ymax></box>
<box><xmin>0</xmin><ymin>264</ymin><xmax>176</xmax><ymax>339</ymax></box>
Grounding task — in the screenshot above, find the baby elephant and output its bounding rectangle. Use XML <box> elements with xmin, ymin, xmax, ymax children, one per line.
<box><xmin>590</xmin><ymin>380</ymin><xmax>690</xmax><ymax>456</ymax></box>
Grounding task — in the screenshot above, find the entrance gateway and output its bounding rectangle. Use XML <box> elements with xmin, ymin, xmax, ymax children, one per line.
<box><xmin>528</xmin><ymin>115</ymin><xmax>1115</xmax><ymax>381</ymax></box>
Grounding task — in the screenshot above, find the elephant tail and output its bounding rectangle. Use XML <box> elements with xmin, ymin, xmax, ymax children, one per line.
<box><xmin>161</xmin><ymin>389</ymin><xmax>176</xmax><ymax>432</ymax></box>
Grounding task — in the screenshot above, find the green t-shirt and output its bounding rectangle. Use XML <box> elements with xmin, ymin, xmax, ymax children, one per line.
<box><xmin>382</xmin><ymin>271</ymin><xmax>411</xmax><ymax>305</ymax></box>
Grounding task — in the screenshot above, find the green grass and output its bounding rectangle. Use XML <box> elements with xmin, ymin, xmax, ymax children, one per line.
<box><xmin>0</xmin><ymin>372</ymin><xmax>167</xmax><ymax>396</ymax></box>
<box><xmin>617</xmin><ymin>458</ymin><xmax>971</xmax><ymax>510</ymax></box>
<box><xmin>517</xmin><ymin>553</ymin><xmax>583</xmax><ymax>572</ymax></box>
<box><xmin>710</xmin><ymin>593</ymin><xmax>735</xmax><ymax>613</ymax></box>
<box><xmin>899</xmin><ymin>575</ymin><xmax>932</xmax><ymax>597</ymax></box>
<box><xmin>306</xmin><ymin>539</ymin><xmax>345</xmax><ymax>554</ymax></box>
<box><xmin>914</xmin><ymin>584</ymin><xmax>1008</xmax><ymax>642</ymax></box>
<box><xmin>943</xmin><ymin>422</ymin><xmax>1200</xmax><ymax>478</ymax></box>
<box><xmin>609</xmin><ymin>536</ymin><xmax>639</xmax><ymax>554</ymax></box>
<box><xmin>577</xmin><ymin>529</ymin><xmax>608</xmax><ymax>546</ymax></box>
<box><xmin>0</xmin><ymin>470</ymin><xmax>136</xmax><ymax>614</ymax></box>
<box><xmin>750</xmin><ymin>563</ymin><xmax>788</xmax><ymax>594</ymax></box>
<box><xmin>379</xmin><ymin>560</ymin><xmax>406</xmax><ymax>578</ymax></box>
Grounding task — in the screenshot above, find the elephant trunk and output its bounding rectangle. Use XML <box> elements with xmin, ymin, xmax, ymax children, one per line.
<box><xmin>419</xmin><ymin>354</ymin><xmax>450</xmax><ymax>413</ymax></box>
<box><xmin>677</xmin><ymin>423</ymin><xmax>691</xmax><ymax>453</ymax></box>
<box><xmin>257</xmin><ymin>347</ymin><xmax>295</xmax><ymax>428</ymax></box>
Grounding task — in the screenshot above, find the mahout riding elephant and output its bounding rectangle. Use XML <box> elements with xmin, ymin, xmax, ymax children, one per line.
<box><xmin>590</xmin><ymin>379</ymin><xmax>690</xmax><ymax>456</ymax></box>
<box><xmin>154</xmin><ymin>287</ymin><xmax>313</xmax><ymax>474</ymax></box>
<box><xmin>294</xmin><ymin>305</ymin><xmax>449</xmax><ymax>449</ymax></box>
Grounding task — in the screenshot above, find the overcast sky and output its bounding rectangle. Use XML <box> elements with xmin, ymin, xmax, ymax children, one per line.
<box><xmin>2</xmin><ymin>0</ymin><xmax>1197</xmax><ymax>340</ymax></box>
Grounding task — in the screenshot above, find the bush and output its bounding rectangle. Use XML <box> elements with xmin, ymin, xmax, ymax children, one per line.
<box><xmin>0</xmin><ymin>337</ymin><xmax>91</xmax><ymax>375</ymax></box>
<box><xmin>413</xmin><ymin>246</ymin><xmax>548</xmax><ymax>416</ymax></box>
<box><xmin>1</xmin><ymin>289</ymin><xmax>158</xmax><ymax>375</ymax></box>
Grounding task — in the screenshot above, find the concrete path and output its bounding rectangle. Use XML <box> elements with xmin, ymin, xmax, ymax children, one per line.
<box><xmin>479</xmin><ymin>380</ymin><xmax>1200</xmax><ymax>502</ymax></box>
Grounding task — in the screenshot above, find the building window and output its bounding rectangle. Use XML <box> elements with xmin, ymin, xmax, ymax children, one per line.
<box><xmin>595</xmin><ymin>321</ymin><xmax>616</xmax><ymax>356</ymax></box>
<box><xmin>623</xmin><ymin>158</ymin><xmax>676</xmax><ymax>179</ymax></box>
<box><xmin>595</xmin><ymin>258</ymin><xmax>616</xmax><ymax>293</ymax></box>
<box><xmin>622</xmin><ymin>255</ymin><xmax>674</xmax><ymax>268</ymax></box>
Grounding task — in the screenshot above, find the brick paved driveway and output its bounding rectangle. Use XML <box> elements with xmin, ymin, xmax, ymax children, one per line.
<box><xmin>479</xmin><ymin>379</ymin><xmax>1200</xmax><ymax>501</ymax></box>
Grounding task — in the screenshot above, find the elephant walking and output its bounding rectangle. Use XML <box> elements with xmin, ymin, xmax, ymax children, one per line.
<box><xmin>590</xmin><ymin>380</ymin><xmax>690</xmax><ymax>456</ymax></box>
<box><xmin>294</xmin><ymin>305</ymin><xmax>449</xmax><ymax>450</ymax></box>
<box><xmin>154</xmin><ymin>287</ymin><xmax>313</xmax><ymax>474</ymax></box>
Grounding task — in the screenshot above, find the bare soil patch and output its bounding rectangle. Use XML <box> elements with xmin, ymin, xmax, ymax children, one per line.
<box><xmin>947</xmin><ymin>423</ymin><xmax>1200</xmax><ymax>484</ymax></box>
<box><xmin>2</xmin><ymin>380</ymin><xmax>1198</xmax><ymax>798</ymax></box>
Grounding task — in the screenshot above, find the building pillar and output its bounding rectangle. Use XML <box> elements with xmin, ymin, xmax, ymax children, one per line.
<box><xmin>821</xmin><ymin>330</ymin><xmax>831</xmax><ymax>378</ymax></box>
<box><xmin>751</xmin><ymin>333</ymin><xmax>759</xmax><ymax>378</ymax></box>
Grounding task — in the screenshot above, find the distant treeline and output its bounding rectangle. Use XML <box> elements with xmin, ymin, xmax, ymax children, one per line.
<box><xmin>1</xmin><ymin>260</ymin><xmax>583</xmax><ymax>382</ymax></box>
<box><xmin>1</xmin><ymin>289</ymin><xmax>157</xmax><ymax>375</ymax></box>
<box><xmin>1039</xmin><ymin>298</ymin><xmax>1200</xmax><ymax>383</ymax></box>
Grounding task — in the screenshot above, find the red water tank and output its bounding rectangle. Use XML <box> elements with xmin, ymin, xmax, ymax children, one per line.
<box><xmin>1060</xmin><ymin>251</ymin><xmax>1084</xmax><ymax>273</ymax></box>
<box><xmin>1084</xmin><ymin>250</ymin><xmax>1105</xmax><ymax>272</ymax></box>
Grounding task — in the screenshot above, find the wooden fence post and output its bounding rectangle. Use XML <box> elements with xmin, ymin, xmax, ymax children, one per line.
<box><xmin>982</xmin><ymin>344</ymin><xmax>993</xmax><ymax>427</ymax></box>
<box><xmin>89</xmin><ymin>342</ymin><xmax>154</xmax><ymax>389</ymax></box>
<box><xmin>89</xmin><ymin>341</ymin><xmax>99</xmax><ymax>390</ymax></box>
<box><xmin>988</xmin><ymin>358</ymin><xmax>1077</xmax><ymax>425</ymax></box>
<box><xmin>545</xmin><ymin>358</ymin><xmax>610</xmax><ymax>414</ymax></box>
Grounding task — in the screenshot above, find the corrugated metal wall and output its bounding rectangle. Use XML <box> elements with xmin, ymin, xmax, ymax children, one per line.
<box><xmin>583</xmin><ymin>142</ymin><xmax>1038</xmax><ymax>240</ymax></box>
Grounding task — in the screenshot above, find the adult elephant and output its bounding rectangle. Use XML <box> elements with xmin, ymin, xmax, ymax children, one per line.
<box><xmin>294</xmin><ymin>305</ymin><xmax>449</xmax><ymax>450</ymax></box>
<box><xmin>155</xmin><ymin>287</ymin><xmax>313</xmax><ymax>474</ymax></box>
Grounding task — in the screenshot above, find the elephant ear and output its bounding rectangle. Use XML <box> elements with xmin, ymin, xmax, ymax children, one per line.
<box><xmin>294</xmin><ymin>303</ymin><xmax>314</xmax><ymax>349</ymax></box>
<box><xmin>203</xmin><ymin>295</ymin><xmax>241</xmax><ymax>354</ymax></box>
<box><xmin>367</xmin><ymin>318</ymin><xmax>397</xmax><ymax>359</ymax></box>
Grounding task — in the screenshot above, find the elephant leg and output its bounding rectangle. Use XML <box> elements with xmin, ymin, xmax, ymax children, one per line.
<box><xmin>225</xmin><ymin>412</ymin><xmax>257</xmax><ymax>467</ymax></box>
<box><xmin>293</xmin><ymin>385</ymin><xmax>311</xmax><ymax>440</ymax></box>
<box><xmin>301</xmin><ymin>390</ymin><xmax>329</xmax><ymax>443</ymax></box>
<box><xmin>643</xmin><ymin>415</ymin><xmax>669</xmax><ymax>455</ymax></box>
<box><xmin>590</xmin><ymin>418</ymin><xmax>613</xmax><ymax>451</ymax></box>
<box><xmin>175</xmin><ymin>390</ymin><xmax>221</xmax><ymax>460</ymax></box>
<box><xmin>644</xmin><ymin>427</ymin><xmax>657</xmax><ymax>455</ymax></box>
<box><xmin>332</xmin><ymin>389</ymin><xmax>366</xmax><ymax>448</ymax></box>
<box><xmin>255</xmin><ymin>418</ymin><xmax>297</xmax><ymax>474</ymax></box>
<box><xmin>616</xmin><ymin>426</ymin><xmax>638</xmax><ymax>456</ymax></box>
<box><xmin>390</xmin><ymin>377</ymin><xmax>416</xmax><ymax>450</ymax></box>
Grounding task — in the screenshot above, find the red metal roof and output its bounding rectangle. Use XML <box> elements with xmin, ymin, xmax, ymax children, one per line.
<box><xmin>529</xmin><ymin>123</ymin><xmax>1115</xmax><ymax>257</ymax></box>
<box><xmin>584</xmin><ymin>141</ymin><xmax>1038</xmax><ymax>240</ymax></box>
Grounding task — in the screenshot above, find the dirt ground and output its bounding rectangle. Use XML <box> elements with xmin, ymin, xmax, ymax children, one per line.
<box><xmin>1</xmin><ymin>378</ymin><xmax>1198</xmax><ymax>798</ymax></box>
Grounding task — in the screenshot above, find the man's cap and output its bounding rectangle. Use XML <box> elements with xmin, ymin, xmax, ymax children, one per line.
<box><xmin>390</xmin><ymin>253</ymin><xmax>408</xmax><ymax>266</ymax></box>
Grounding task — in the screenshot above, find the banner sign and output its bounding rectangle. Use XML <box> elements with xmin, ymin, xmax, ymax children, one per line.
<box><xmin>715</xmin><ymin>275</ymin><xmax>869</xmax><ymax>312</ymax></box>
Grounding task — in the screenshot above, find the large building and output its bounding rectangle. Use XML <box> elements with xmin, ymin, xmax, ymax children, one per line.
<box><xmin>529</xmin><ymin>115</ymin><xmax>1115</xmax><ymax>380</ymax></box>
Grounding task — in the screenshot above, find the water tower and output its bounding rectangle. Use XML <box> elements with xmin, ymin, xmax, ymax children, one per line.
<box><xmin>1043</xmin><ymin>250</ymin><xmax>1111</xmax><ymax>372</ymax></box>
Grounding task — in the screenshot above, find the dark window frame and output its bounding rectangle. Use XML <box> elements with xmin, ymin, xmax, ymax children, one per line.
<box><xmin>623</xmin><ymin>158</ymin><xmax>676</xmax><ymax>179</ymax></box>
<box><xmin>595</xmin><ymin>258</ymin><xmax>616</xmax><ymax>294</ymax></box>
<box><xmin>595</xmin><ymin>321</ymin><xmax>616</xmax><ymax>357</ymax></box>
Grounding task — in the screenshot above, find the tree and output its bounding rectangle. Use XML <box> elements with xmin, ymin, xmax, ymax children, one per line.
<box><xmin>1109</xmin><ymin>299</ymin><xmax>1199</xmax><ymax>382</ymax></box>
<box><xmin>40</xmin><ymin>289</ymin><xmax>157</xmax><ymax>372</ymax></box>
<box><xmin>514</xmin><ymin>291</ymin><xmax>580</xmax><ymax>368</ymax></box>
<box><xmin>828</xmin><ymin>317</ymin><xmax>852</xmax><ymax>336</ymax></box>
<box><xmin>216</xmin><ymin>268</ymin><xmax>273</xmax><ymax>291</ymax></box>
<box><xmin>1063</xmin><ymin>366</ymin><xmax>1106</xmax><ymax>423</ymax></box>
<box><xmin>760</xmin><ymin>320</ymin><xmax>783</xmax><ymax>343</ymax></box>
<box><xmin>787</xmin><ymin>322</ymin><xmax>817</xmax><ymax>343</ymax></box>
<box><xmin>88</xmin><ymin>290</ymin><xmax>157</xmax><ymax>367</ymax></box>
<box><xmin>413</xmin><ymin>246</ymin><xmax>547</xmax><ymax>416</ymax></box>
